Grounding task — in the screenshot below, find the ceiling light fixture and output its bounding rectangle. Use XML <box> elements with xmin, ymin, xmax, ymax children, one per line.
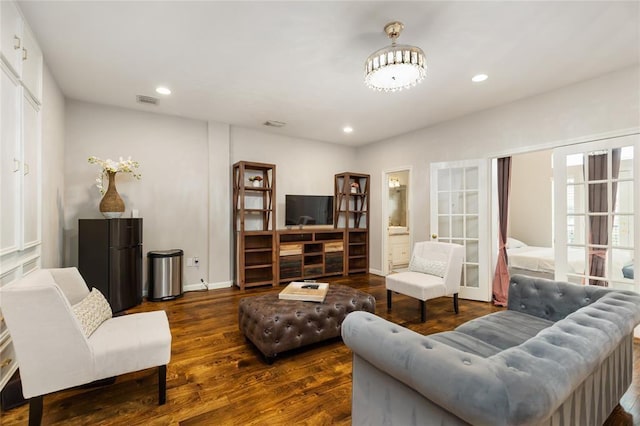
<box><xmin>365</xmin><ymin>21</ymin><xmax>426</xmax><ymax>92</ymax></box>
<box><xmin>471</xmin><ymin>74</ymin><xmax>488</xmax><ymax>83</ymax></box>
<box><xmin>155</xmin><ymin>86</ymin><xmax>171</xmax><ymax>95</ymax></box>
<box><xmin>343</xmin><ymin>126</ymin><xmax>354</xmax><ymax>134</ymax></box>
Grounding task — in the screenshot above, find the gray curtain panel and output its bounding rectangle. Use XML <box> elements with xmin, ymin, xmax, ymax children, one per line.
<box><xmin>586</xmin><ymin>149</ymin><xmax>621</xmax><ymax>286</ymax></box>
<box><xmin>492</xmin><ymin>156</ymin><xmax>511</xmax><ymax>305</ymax></box>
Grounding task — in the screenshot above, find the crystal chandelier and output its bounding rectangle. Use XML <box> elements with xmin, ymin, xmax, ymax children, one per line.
<box><xmin>364</xmin><ymin>22</ymin><xmax>426</xmax><ymax>92</ymax></box>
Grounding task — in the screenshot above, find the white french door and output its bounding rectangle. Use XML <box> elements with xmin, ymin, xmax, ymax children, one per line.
<box><xmin>553</xmin><ymin>134</ymin><xmax>639</xmax><ymax>290</ymax></box>
<box><xmin>430</xmin><ymin>160</ymin><xmax>491</xmax><ymax>301</ymax></box>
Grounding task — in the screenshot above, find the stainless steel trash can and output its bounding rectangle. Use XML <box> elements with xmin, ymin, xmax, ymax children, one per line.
<box><xmin>148</xmin><ymin>249</ymin><xmax>183</xmax><ymax>301</ymax></box>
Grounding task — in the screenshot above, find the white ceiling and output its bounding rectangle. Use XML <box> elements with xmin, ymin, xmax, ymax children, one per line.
<box><xmin>19</xmin><ymin>1</ymin><xmax>640</xmax><ymax>146</ymax></box>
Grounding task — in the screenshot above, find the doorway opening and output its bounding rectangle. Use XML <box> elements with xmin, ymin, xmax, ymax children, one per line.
<box><xmin>382</xmin><ymin>168</ymin><xmax>411</xmax><ymax>275</ymax></box>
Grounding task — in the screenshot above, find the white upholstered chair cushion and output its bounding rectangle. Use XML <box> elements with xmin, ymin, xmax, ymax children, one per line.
<box><xmin>386</xmin><ymin>271</ymin><xmax>446</xmax><ymax>301</ymax></box>
<box><xmin>91</xmin><ymin>311</ymin><xmax>171</xmax><ymax>378</ymax></box>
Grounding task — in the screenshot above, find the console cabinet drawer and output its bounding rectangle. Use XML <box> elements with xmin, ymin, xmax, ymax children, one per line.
<box><xmin>280</xmin><ymin>243</ymin><xmax>303</xmax><ymax>256</ymax></box>
<box><xmin>324</xmin><ymin>242</ymin><xmax>343</xmax><ymax>253</ymax></box>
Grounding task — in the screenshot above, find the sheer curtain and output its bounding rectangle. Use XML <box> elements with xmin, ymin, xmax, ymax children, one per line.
<box><xmin>587</xmin><ymin>149</ymin><xmax>621</xmax><ymax>286</ymax></box>
<box><xmin>492</xmin><ymin>157</ymin><xmax>511</xmax><ymax>306</ymax></box>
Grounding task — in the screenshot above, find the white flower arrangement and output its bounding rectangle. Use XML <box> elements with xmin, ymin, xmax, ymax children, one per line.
<box><xmin>88</xmin><ymin>156</ymin><xmax>141</xmax><ymax>195</ymax></box>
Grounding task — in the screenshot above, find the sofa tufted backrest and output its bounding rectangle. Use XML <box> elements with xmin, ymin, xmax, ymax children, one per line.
<box><xmin>508</xmin><ymin>275</ymin><xmax>611</xmax><ymax>322</ymax></box>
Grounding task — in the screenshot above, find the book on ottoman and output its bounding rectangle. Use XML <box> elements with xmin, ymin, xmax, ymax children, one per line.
<box><xmin>279</xmin><ymin>282</ymin><xmax>329</xmax><ymax>302</ymax></box>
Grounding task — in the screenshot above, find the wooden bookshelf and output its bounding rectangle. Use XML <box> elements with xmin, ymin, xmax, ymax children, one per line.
<box><xmin>334</xmin><ymin>172</ymin><xmax>370</xmax><ymax>275</ymax></box>
<box><xmin>276</xmin><ymin>229</ymin><xmax>346</xmax><ymax>284</ymax></box>
<box><xmin>233</xmin><ymin>161</ymin><xmax>276</xmax><ymax>289</ymax></box>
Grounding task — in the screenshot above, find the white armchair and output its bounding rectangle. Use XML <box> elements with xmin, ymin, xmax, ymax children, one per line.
<box><xmin>0</xmin><ymin>267</ymin><xmax>171</xmax><ymax>425</ymax></box>
<box><xmin>386</xmin><ymin>241</ymin><xmax>464</xmax><ymax>322</ymax></box>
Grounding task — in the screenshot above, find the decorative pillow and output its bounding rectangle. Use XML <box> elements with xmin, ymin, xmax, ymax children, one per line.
<box><xmin>506</xmin><ymin>237</ymin><xmax>527</xmax><ymax>249</ymax></box>
<box><xmin>409</xmin><ymin>255</ymin><xmax>447</xmax><ymax>277</ymax></box>
<box><xmin>72</xmin><ymin>288</ymin><xmax>112</xmax><ymax>337</ymax></box>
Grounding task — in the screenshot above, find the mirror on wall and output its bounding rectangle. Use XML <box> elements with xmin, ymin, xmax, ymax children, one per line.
<box><xmin>389</xmin><ymin>185</ymin><xmax>407</xmax><ymax>226</ymax></box>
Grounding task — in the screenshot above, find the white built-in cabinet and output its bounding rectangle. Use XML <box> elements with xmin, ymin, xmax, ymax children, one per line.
<box><xmin>0</xmin><ymin>0</ymin><xmax>43</xmax><ymax>391</ymax></box>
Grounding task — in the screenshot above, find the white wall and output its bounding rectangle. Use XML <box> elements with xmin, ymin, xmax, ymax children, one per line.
<box><xmin>230</xmin><ymin>127</ymin><xmax>357</xmax><ymax>229</ymax></box>
<box><xmin>40</xmin><ymin>65</ymin><xmax>65</xmax><ymax>268</ymax></box>
<box><xmin>357</xmin><ymin>66</ymin><xmax>640</xmax><ymax>273</ymax></box>
<box><xmin>64</xmin><ymin>101</ymin><xmax>209</xmax><ymax>289</ymax></box>
<box><xmin>509</xmin><ymin>150</ymin><xmax>553</xmax><ymax>247</ymax></box>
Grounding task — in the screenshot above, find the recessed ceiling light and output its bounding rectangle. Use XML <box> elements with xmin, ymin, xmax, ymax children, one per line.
<box><xmin>343</xmin><ymin>126</ymin><xmax>354</xmax><ymax>134</ymax></box>
<box><xmin>155</xmin><ymin>86</ymin><xmax>171</xmax><ymax>95</ymax></box>
<box><xmin>471</xmin><ymin>74</ymin><xmax>488</xmax><ymax>83</ymax></box>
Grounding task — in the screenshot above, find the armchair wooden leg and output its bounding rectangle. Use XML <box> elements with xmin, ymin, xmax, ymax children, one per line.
<box><xmin>421</xmin><ymin>300</ymin><xmax>427</xmax><ymax>322</ymax></box>
<box><xmin>158</xmin><ymin>365</ymin><xmax>167</xmax><ymax>405</ymax></box>
<box><xmin>29</xmin><ymin>395</ymin><xmax>43</xmax><ymax>426</ymax></box>
<box><xmin>453</xmin><ymin>293</ymin><xmax>459</xmax><ymax>314</ymax></box>
<box><xmin>387</xmin><ymin>290</ymin><xmax>392</xmax><ymax>311</ymax></box>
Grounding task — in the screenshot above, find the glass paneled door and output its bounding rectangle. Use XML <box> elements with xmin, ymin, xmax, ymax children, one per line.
<box><xmin>430</xmin><ymin>160</ymin><xmax>490</xmax><ymax>301</ymax></box>
<box><xmin>553</xmin><ymin>134</ymin><xmax>638</xmax><ymax>290</ymax></box>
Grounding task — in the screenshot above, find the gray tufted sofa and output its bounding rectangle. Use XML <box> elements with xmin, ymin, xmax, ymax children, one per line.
<box><xmin>342</xmin><ymin>275</ymin><xmax>640</xmax><ymax>425</ymax></box>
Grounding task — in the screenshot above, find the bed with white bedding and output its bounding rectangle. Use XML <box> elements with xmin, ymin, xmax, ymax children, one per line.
<box><xmin>506</xmin><ymin>238</ymin><xmax>634</xmax><ymax>281</ymax></box>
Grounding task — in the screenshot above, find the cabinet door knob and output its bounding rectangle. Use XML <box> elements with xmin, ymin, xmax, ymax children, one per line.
<box><xmin>13</xmin><ymin>159</ymin><xmax>20</xmax><ymax>173</ymax></box>
<box><xmin>24</xmin><ymin>163</ymin><xmax>30</xmax><ymax>175</ymax></box>
<box><xmin>431</xmin><ymin>234</ymin><xmax>438</xmax><ymax>240</ymax></box>
<box><xmin>22</xmin><ymin>47</ymin><xmax>28</xmax><ymax>61</ymax></box>
<box><xmin>13</xmin><ymin>35</ymin><xmax>21</xmax><ymax>49</ymax></box>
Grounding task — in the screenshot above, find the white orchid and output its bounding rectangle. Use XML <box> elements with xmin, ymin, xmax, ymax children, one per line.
<box><xmin>88</xmin><ymin>155</ymin><xmax>141</xmax><ymax>195</ymax></box>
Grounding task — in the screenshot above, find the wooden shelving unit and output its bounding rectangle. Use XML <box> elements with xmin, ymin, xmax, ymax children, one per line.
<box><xmin>276</xmin><ymin>229</ymin><xmax>345</xmax><ymax>284</ymax></box>
<box><xmin>335</xmin><ymin>172</ymin><xmax>370</xmax><ymax>274</ymax></box>
<box><xmin>233</xmin><ymin>161</ymin><xmax>276</xmax><ymax>289</ymax></box>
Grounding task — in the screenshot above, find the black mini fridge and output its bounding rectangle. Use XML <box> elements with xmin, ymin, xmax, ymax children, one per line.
<box><xmin>78</xmin><ymin>218</ymin><xmax>143</xmax><ymax>313</ymax></box>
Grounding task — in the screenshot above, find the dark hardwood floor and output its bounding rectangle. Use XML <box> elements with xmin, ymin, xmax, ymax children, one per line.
<box><xmin>1</xmin><ymin>274</ymin><xmax>638</xmax><ymax>425</ymax></box>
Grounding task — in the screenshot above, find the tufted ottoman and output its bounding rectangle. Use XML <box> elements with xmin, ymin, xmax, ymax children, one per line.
<box><xmin>238</xmin><ymin>284</ymin><xmax>375</xmax><ymax>362</ymax></box>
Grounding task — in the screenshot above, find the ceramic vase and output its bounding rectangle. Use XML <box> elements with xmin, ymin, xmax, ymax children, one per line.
<box><xmin>100</xmin><ymin>171</ymin><xmax>125</xmax><ymax>218</ymax></box>
<box><xmin>252</xmin><ymin>180</ymin><xmax>261</xmax><ymax>187</ymax></box>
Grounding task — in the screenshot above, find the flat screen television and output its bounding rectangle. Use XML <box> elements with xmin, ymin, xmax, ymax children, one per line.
<box><xmin>285</xmin><ymin>195</ymin><xmax>334</xmax><ymax>226</ymax></box>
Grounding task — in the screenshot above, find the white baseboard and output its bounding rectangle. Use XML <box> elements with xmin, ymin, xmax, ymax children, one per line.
<box><xmin>369</xmin><ymin>268</ymin><xmax>384</xmax><ymax>277</ymax></box>
<box><xmin>183</xmin><ymin>280</ymin><xmax>233</xmax><ymax>292</ymax></box>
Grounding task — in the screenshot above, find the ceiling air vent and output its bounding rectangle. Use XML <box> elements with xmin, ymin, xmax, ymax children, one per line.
<box><xmin>136</xmin><ymin>95</ymin><xmax>159</xmax><ymax>105</ymax></box>
<box><xmin>263</xmin><ymin>120</ymin><xmax>286</xmax><ymax>128</ymax></box>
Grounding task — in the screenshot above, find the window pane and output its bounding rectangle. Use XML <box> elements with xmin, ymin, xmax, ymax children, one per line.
<box><xmin>587</xmin><ymin>152</ymin><xmax>608</xmax><ymax>182</ymax></box>
<box><xmin>567</xmin><ymin>246</ymin><xmax>586</xmax><ymax>275</ymax></box>
<box><xmin>587</xmin><ymin>183</ymin><xmax>608</xmax><ymax>213</ymax></box>
<box><xmin>567</xmin><ymin>215</ymin><xmax>585</xmax><ymax>245</ymax></box>
<box><xmin>438</xmin><ymin>216</ymin><xmax>450</xmax><ymax>238</ymax></box>
<box><xmin>438</xmin><ymin>192</ymin><xmax>449</xmax><ymax>214</ymax></box>
<box><xmin>451</xmin><ymin>192</ymin><xmax>464</xmax><ymax>214</ymax></box>
<box><xmin>438</xmin><ymin>169</ymin><xmax>449</xmax><ymax>191</ymax></box>
<box><xmin>618</xmin><ymin>146</ymin><xmax>634</xmax><ymax>179</ymax></box>
<box><xmin>467</xmin><ymin>215</ymin><xmax>478</xmax><ymax>238</ymax></box>
<box><xmin>614</xmin><ymin>181</ymin><xmax>633</xmax><ymax>213</ymax></box>
<box><xmin>465</xmin><ymin>265</ymin><xmax>479</xmax><ymax>288</ymax></box>
<box><xmin>566</xmin><ymin>184</ymin><xmax>585</xmax><ymax>214</ymax></box>
<box><xmin>612</xmin><ymin>215</ymin><xmax>634</xmax><ymax>248</ymax></box>
<box><xmin>451</xmin><ymin>168</ymin><xmax>464</xmax><ymax>191</ymax></box>
<box><xmin>466</xmin><ymin>240</ymin><xmax>478</xmax><ymax>263</ymax></box>
<box><xmin>465</xmin><ymin>167</ymin><xmax>478</xmax><ymax>190</ymax></box>
<box><xmin>566</xmin><ymin>154</ymin><xmax>584</xmax><ymax>184</ymax></box>
<box><xmin>452</xmin><ymin>216</ymin><xmax>463</xmax><ymax>238</ymax></box>
<box><xmin>466</xmin><ymin>191</ymin><xmax>478</xmax><ymax>214</ymax></box>
<box><xmin>612</xmin><ymin>249</ymin><xmax>634</xmax><ymax>281</ymax></box>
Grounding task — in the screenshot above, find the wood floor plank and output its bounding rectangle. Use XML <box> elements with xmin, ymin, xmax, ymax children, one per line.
<box><xmin>0</xmin><ymin>274</ymin><xmax>637</xmax><ymax>425</ymax></box>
